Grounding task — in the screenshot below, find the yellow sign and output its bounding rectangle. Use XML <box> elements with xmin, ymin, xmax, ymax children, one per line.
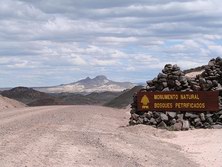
<box><xmin>141</xmin><ymin>95</ymin><xmax>149</xmax><ymax>109</ymax></box>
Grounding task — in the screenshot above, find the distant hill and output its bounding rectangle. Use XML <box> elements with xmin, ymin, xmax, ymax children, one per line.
<box><xmin>1</xmin><ymin>87</ymin><xmax>122</xmax><ymax>106</ymax></box>
<box><xmin>27</xmin><ymin>98</ymin><xmax>63</xmax><ymax>106</ymax></box>
<box><xmin>50</xmin><ymin>91</ymin><xmax>122</xmax><ymax>105</ymax></box>
<box><xmin>1</xmin><ymin>87</ymin><xmax>60</xmax><ymax>106</ymax></box>
<box><xmin>35</xmin><ymin>75</ymin><xmax>136</xmax><ymax>93</ymax></box>
<box><xmin>0</xmin><ymin>95</ymin><xmax>26</xmax><ymax>111</ymax></box>
<box><xmin>104</xmin><ymin>86</ymin><xmax>144</xmax><ymax>108</ymax></box>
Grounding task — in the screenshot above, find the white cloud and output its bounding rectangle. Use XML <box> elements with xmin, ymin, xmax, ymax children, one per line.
<box><xmin>70</xmin><ymin>54</ymin><xmax>87</xmax><ymax>65</ymax></box>
<box><xmin>126</xmin><ymin>66</ymin><xmax>136</xmax><ymax>71</ymax></box>
<box><xmin>0</xmin><ymin>0</ymin><xmax>222</xmax><ymax>86</ymax></box>
<box><xmin>91</xmin><ymin>59</ymin><xmax>118</xmax><ymax>66</ymax></box>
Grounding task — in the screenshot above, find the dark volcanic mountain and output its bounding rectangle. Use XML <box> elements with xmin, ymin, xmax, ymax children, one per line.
<box><xmin>104</xmin><ymin>86</ymin><xmax>144</xmax><ymax>108</ymax></box>
<box><xmin>1</xmin><ymin>87</ymin><xmax>122</xmax><ymax>106</ymax></box>
<box><xmin>50</xmin><ymin>91</ymin><xmax>122</xmax><ymax>105</ymax></box>
<box><xmin>1</xmin><ymin>87</ymin><xmax>61</xmax><ymax>106</ymax></box>
<box><xmin>35</xmin><ymin>75</ymin><xmax>135</xmax><ymax>93</ymax></box>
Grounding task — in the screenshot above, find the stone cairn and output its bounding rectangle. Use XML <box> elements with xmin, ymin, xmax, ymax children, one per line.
<box><xmin>129</xmin><ymin>57</ymin><xmax>222</xmax><ymax>130</ymax></box>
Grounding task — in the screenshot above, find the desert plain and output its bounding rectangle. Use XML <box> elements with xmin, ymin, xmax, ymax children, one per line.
<box><xmin>0</xmin><ymin>102</ymin><xmax>221</xmax><ymax>167</ymax></box>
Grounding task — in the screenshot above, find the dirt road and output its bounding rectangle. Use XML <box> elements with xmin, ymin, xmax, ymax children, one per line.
<box><xmin>0</xmin><ymin>106</ymin><xmax>220</xmax><ymax>167</ymax></box>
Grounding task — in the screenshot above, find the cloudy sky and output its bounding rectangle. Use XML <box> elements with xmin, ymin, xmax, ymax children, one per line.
<box><xmin>0</xmin><ymin>0</ymin><xmax>222</xmax><ymax>87</ymax></box>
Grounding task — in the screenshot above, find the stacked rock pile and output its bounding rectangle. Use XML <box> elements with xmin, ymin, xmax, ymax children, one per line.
<box><xmin>146</xmin><ymin>64</ymin><xmax>191</xmax><ymax>92</ymax></box>
<box><xmin>129</xmin><ymin>57</ymin><xmax>222</xmax><ymax>130</ymax></box>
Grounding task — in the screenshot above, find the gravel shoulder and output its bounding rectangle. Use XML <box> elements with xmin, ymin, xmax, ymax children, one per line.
<box><xmin>0</xmin><ymin>106</ymin><xmax>220</xmax><ymax>167</ymax></box>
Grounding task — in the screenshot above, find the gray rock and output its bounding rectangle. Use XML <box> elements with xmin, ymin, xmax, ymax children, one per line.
<box><xmin>206</xmin><ymin>117</ymin><xmax>214</xmax><ymax>124</ymax></box>
<box><xmin>177</xmin><ymin>114</ymin><xmax>184</xmax><ymax>121</ymax></box>
<box><xmin>180</xmin><ymin>76</ymin><xmax>187</xmax><ymax>83</ymax></box>
<box><xmin>182</xmin><ymin>120</ymin><xmax>190</xmax><ymax>130</ymax></box>
<box><xmin>200</xmin><ymin>113</ymin><xmax>206</xmax><ymax>121</ymax></box>
<box><xmin>152</xmin><ymin>77</ymin><xmax>158</xmax><ymax>83</ymax></box>
<box><xmin>195</xmin><ymin>121</ymin><xmax>203</xmax><ymax>128</ymax></box>
<box><xmin>158</xmin><ymin>73</ymin><xmax>167</xmax><ymax>79</ymax></box>
<box><xmin>208</xmin><ymin>59</ymin><xmax>215</xmax><ymax>66</ymax></box>
<box><xmin>129</xmin><ymin>119</ymin><xmax>137</xmax><ymax>125</ymax></box>
<box><xmin>131</xmin><ymin>113</ymin><xmax>139</xmax><ymax>121</ymax></box>
<box><xmin>175</xmin><ymin>80</ymin><xmax>181</xmax><ymax>86</ymax></box>
<box><xmin>164</xmin><ymin>64</ymin><xmax>173</xmax><ymax>69</ymax></box>
<box><xmin>160</xmin><ymin>113</ymin><xmax>169</xmax><ymax>121</ymax></box>
<box><xmin>146</xmin><ymin>86</ymin><xmax>156</xmax><ymax>91</ymax></box>
<box><xmin>155</xmin><ymin>116</ymin><xmax>162</xmax><ymax>123</ymax></box>
<box><xmin>203</xmin><ymin>122</ymin><xmax>211</xmax><ymax>128</ymax></box>
<box><xmin>130</xmin><ymin>108</ymin><xmax>136</xmax><ymax>114</ymax></box>
<box><xmin>212</xmin><ymin>125</ymin><xmax>222</xmax><ymax>129</ymax></box>
<box><xmin>156</xmin><ymin>84</ymin><xmax>164</xmax><ymax>91</ymax></box>
<box><xmin>167</xmin><ymin>112</ymin><xmax>177</xmax><ymax>118</ymax></box>
<box><xmin>185</xmin><ymin>112</ymin><xmax>198</xmax><ymax>118</ymax></box>
<box><xmin>206</xmin><ymin>113</ymin><xmax>213</xmax><ymax>118</ymax></box>
<box><xmin>167</xmin><ymin>80</ymin><xmax>175</xmax><ymax>87</ymax></box>
<box><xmin>212</xmin><ymin>80</ymin><xmax>218</xmax><ymax>87</ymax></box>
<box><xmin>172</xmin><ymin>70</ymin><xmax>181</xmax><ymax>76</ymax></box>
<box><xmin>144</xmin><ymin>111</ymin><xmax>153</xmax><ymax>119</ymax></box>
<box><xmin>216</xmin><ymin>110</ymin><xmax>222</xmax><ymax>115</ymax></box>
<box><xmin>159</xmin><ymin>78</ymin><xmax>167</xmax><ymax>82</ymax></box>
<box><xmin>170</xmin><ymin>119</ymin><xmax>177</xmax><ymax>125</ymax></box>
<box><xmin>192</xmin><ymin>85</ymin><xmax>201</xmax><ymax>91</ymax></box>
<box><xmin>162</xmin><ymin>87</ymin><xmax>170</xmax><ymax>91</ymax></box>
<box><xmin>150</xmin><ymin>118</ymin><xmax>157</xmax><ymax>125</ymax></box>
<box><xmin>172</xmin><ymin>122</ymin><xmax>183</xmax><ymax>131</ymax></box>
<box><xmin>143</xmin><ymin>117</ymin><xmax>149</xmax><ymax>123</ymax></box>
<box><xmin>153</xmin><ymin>111</ymin><xmax>160</xmax><ymax>118</ymax></box>
<box><xmin>157</xmin><ymin>121</ymin><xmax>167</xmax><ymax>129</ymax></box>
<box><xmin>173</xmin><ymin>64</ymin><xmax>180</xmax><ymax>70</ymax></box>
<box><xmin>138</xmin><ymin>117</ymin><xmax>144</xmax><ymax>124</ymax></box>
<box><xmin>199</xmin><ymin>78</ymin><xmax>206</xmax><ymax>84</ymax></box>
<box><xmin>162</xmin><ymin>82</ymin><xmax>168</xmax><ymax>88</ymax></box>
<box><xmin>194</xmin><ymin>118</ymin><xmax>201</xmax><ymax>123</ymax></box>
<box><xmin>216</xmin><ymin>57</ymin><xmax>222</xmax><ymax>62</ymax></box>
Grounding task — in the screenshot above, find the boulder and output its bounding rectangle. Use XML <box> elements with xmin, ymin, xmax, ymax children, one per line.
<box><xmin>200</xmin><ymin>113</ymin><xmax>206</xmax><ymax>121</ymax></box>
<box><xmin>157</xmin><ymin>121</ymin><xmax>167</xmax><ymax>129</ymax></box>
<box><xmin>212</xmin><ymin>125</ymin><xmax>222</xmax><ymax>129</ymax></box>
<box><xmin>182</xmin><ymin>120</ymin><xmax>190</xmax><ymax>130</ymax></box>
<box><xmin>160</xmin><ymin>113</ymin><xmax>168</xmax><ymax>121</ymax></box>
<box><xmin>167</xmin><ymin>112</ymin><xmax>177</xmax><ymax>119</ymax></box>
<box><xmin>172</xmin><ymin>122</ymin><xmax>183</xmax><ymax>131</ymax></box>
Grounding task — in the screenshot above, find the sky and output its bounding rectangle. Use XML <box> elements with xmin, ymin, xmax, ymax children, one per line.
<box><xmin>0</xmin><ymin>0</ymin><xmax>222</xmax><ymax>87</ymax></box>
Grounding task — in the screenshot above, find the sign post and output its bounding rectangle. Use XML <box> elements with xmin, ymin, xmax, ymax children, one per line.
<box><xmin>137</xmin><ymin>91</ymin><xmax>219</xmax><ymax>112</ymax></box>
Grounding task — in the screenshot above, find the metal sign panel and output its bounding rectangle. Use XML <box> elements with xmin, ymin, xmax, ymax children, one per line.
<box><xmin>137</xmin><ymin>91</ymin><xmax>219</xmax><ymax>112</ymax></box>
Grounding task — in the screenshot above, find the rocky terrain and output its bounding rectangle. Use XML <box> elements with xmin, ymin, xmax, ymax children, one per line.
<box><xmin>35</xmin><ymin>75</ymin><xmax>135</xmax><ymax>94</ymax></box>
<box><xmin>130</xmin><ymin>57</ymin><xmax>222</xmax><ymax>130</ymax></box>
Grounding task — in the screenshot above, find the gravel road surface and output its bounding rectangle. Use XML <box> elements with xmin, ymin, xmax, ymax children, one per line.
<box><xmin>0</xmin><ymin>106</ymin><xmax>219</xmax><ymax>167</ymax></box>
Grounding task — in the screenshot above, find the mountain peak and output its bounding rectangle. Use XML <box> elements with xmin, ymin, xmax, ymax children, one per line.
<box><xmin>35</xmin><ymin>75</ymin><xmax>136</xmax><ymax>93</ymax></box>
<box><xmin>85</xmin><ymin>77</ymin><xmax>91</xmax><ymax>80</ymax></box>
<box><xmin>94</xmin><ymin>75</ymin><xmax>108</xmax><ymax>80</ymax></box>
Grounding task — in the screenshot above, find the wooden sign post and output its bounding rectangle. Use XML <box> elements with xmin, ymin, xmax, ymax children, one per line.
<box><xmin>137</xmin><ymin>91</ymin><xmax>219</xmax><ymax>112</ymax></box>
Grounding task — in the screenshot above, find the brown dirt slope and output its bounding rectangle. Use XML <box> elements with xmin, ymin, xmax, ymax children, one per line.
<box><xmin>0</xmin><ymin>95</ymin><xmax>26</xmax><ymax>111</ymax></box>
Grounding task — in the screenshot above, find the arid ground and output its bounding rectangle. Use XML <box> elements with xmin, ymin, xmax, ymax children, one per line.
<box><xmin>0</xmin><ymin>105</ymin><xmax>221</xmax><ymax>167</ymax></box>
